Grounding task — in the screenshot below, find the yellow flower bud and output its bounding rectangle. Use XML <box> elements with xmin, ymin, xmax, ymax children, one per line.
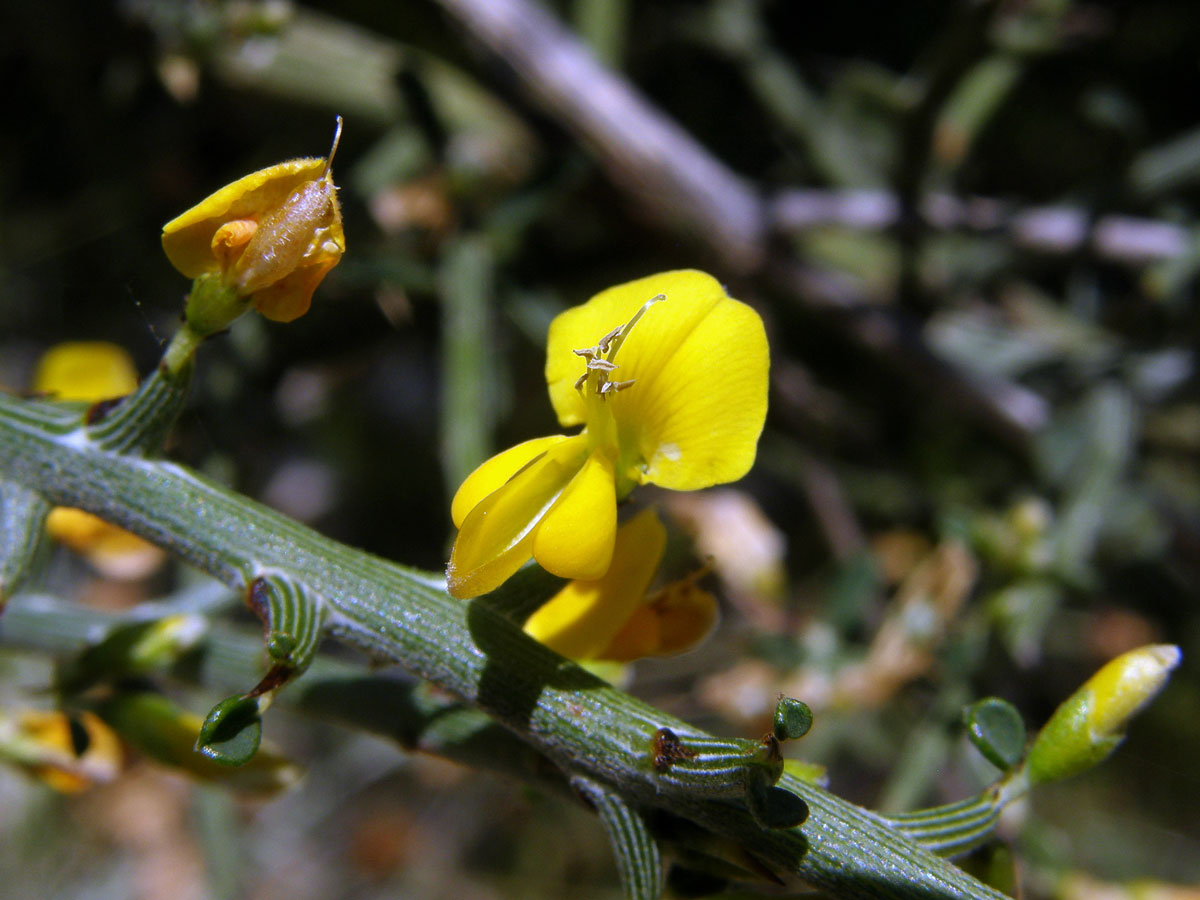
<box><xmin>1026</xmin><ymin>644</ymin><xmax>1181</xmax><ymax>784</ymax></box>
<box><xmin>162</xmin><ymin>118</ymin><xmax>346</xmax><ymax>326</ymax></box>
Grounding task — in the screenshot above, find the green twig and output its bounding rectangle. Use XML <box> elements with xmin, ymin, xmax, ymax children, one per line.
<box><xmin>0</xmin><ymin>387</ymin><xmax>1009</xmax><ymax>900</ymax></box>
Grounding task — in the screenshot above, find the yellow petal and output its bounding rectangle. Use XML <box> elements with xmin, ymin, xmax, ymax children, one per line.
<box><xmin>544</xmin><ymin>270</ymin><xmax>769</xmax><ymax>490</ymax></box>
<box><xmin>613</xmin><ymin>286</ymin><xmax>768</xmax><ymax>490</ymax></box>
<box><xmin>532</xmin><ymin>449</ymin><xmax>617</xmax><ymax>580</ymax></box>
<box><xmin>599</xmin><ymin>579</ymin><xmax>718</xmax><ymax>662</ymax></box>
<box><xmin>46</xmin><ymin>507</ymin><xmax>165</xmax><ymax>580</ymax></box>
<box><xmin>595</xmin><ymin>605</ymin><xmax>660</xmax><ymax>661</ymax></box>
<box><xmin>14</xmin><ymin>710</ymin><xmax>122</xmax><ymax>794</ymax></box>
<box><xmin>161</xmin><ymin>158</ymin><xmax>326</xmax><ymax>279</ymax></box>
<box><xmin>546</xmin><ymin>270</ymin><xmax>727</xmax><ymax>427</ymax></box>
<box><xmin>447</xmin><ymin>436</ymin><xmax>589</xmax><ymax>598</ymax></box>
<box><xmin>252</xmin><ymin>255</ymin><xmax>337</xmax><ymax>323</ymax></box>
<box><xmin>524</xmin><ymin>507</ymin><xmax>665</xmax><ymax>657</ymax></box>
<box><xmin>33</xmin><ymin>342</ymin><xmax>138</xmax><ymax>402</ymax></box>
<box><xmin>450</xmin><ymin>435</ymin><xmax>571</xmax><ymax>528</ymax></box>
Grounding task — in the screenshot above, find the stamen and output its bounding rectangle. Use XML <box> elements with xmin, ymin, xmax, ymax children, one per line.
<box><xmin>570</xmin><ymin>291</ymin><xmax>666</xmax><ymax>399</ymax></box>
<box><xmin>595</xmin><ymin>325</ymin><xmax>623</xmax><ymax>355</ymax></box>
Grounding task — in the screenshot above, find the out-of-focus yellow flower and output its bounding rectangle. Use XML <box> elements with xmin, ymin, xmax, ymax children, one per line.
<box><xmin>447</xmin><ymin>270</ymin><xmax>769</xmax><ymax>598</ymax></box>
<box><xmin>34</xmin><ymin>343</ymin><xmax>165</xmax><ymax>580</ymax></box>
<box><xmin>1027</xmin><ymin>643</ymin><xmax>1181</xmax><ymax>784</ymax></box>
<box><xmin>43</xmin><ymin>507</ymin><xmax>166</xmax><ymax>580</ymax></box>
<box><xmin>33</xmin><ymin>342</ymin><xmax>139</xmax><ymax>402</ymax></box>
<box><xmin>523</xmin><ymin>508</ymin><xmax>718</xmax><ymax>661</ymax></box>
<box><xmin>161</xmin><ymin>119</ymin><xmax>345</xmax><ymax>324</ymax></box>
<box><xmin>0</xmin><ymin>709</ymin><xmax>122</xmax><ymax>793</ymax></box>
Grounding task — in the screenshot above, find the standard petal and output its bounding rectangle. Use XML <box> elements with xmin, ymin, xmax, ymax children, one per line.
<box><xmin>524</xmin><ymin>507</ymin><xmax>665</xmax><ymax>658</ymax></box>
<box><xmin>613</xmin><ymin>291</ymin><xmax>768</xmax><ymax>490</ymax></box>
<box><xmin>450</xmin><ymin>435</ymin><xmax>572</xmax><ymax>528</ymax></box>
<box><xmin>446</xmin><ymin>437</ymin><xmax>589</xmax><ymax>598</ymax></box>
<box><xmin>545</xmin><ymin>270</ymin><xmax>727</xmax><ymax>428</ymax></box>
<box><xmin>532</xmin><ymin>449</ymin><xmax>617</xmax><ymax>580</ymax></box>
<box><xmin>161</xmin><ymin>158</ymin><xmax>325</xmax><ymax>279</ymax></box>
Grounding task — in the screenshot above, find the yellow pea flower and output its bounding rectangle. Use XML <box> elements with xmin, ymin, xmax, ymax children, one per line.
<box><xmin>161</xmin><ymin>119</ymin><xmax>345</xmax><ymax>324</ymax></box>
<box><xmin>0</xmin><ymin>709</ymin><xmax>122</xmax><ymax>793</ymax></box>
<box><xmin>34</xmin><ymin>343</ymin><xmax>165</xmax><ymax>580</ymax></box>
<box><xmin>447</xmin><ymin>270</ymin><xmax>769</xmax><ymax>598</ymax></box>
<box><xmin>523</xmin><ymin>508</ymin><xmax>718</xmax><ymax>661</ymax></box>
<box><xmin>33</xmin><ymin>341</ymin><xmax>139</xmax><ymax>403</ymax></box>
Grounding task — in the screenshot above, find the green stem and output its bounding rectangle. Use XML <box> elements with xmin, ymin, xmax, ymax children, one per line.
<box><xmin>0</xmin><ymin>389</ymin><xmax>1009</xmax><ymax>900</ymax></box>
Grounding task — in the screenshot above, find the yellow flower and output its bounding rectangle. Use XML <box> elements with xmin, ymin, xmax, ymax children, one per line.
<box><xmin>0</xmin><ymin>710</ymin><xmax>122</xmax><ymax>793</ymax></box>
<box><xmin>33</xmin><ymin>341</ymin><xmax>139</xmax><ymax>402</ymax></box>
<box><xmin>447</xmin><ymin>270</ymin><xmax>768</xmax><ymax>598</ymax></box>
<box><xmin>34</xmin><ymin>343</ymin><xmax>165</xmax><ymax>580</ymax></box>
<box><xmin>523</xmin><ymin>507</ymin><xmax>719</xmax><ymax>661</ymax></box>
<box><xmin>161</xmin><ymin>119</ymin><xmax>345</xmax><ymax>324</ymax></box>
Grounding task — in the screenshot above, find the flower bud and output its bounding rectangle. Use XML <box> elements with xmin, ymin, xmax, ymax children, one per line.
<box><xmin>162</xmin><ymin>118</ymin><xmax>345</xmax><ymax>330</ymax></box>
<box><xmin>1026</xmin><ymin>644</ymin><xmax>1181</xmax><ymax>784</ymax></box>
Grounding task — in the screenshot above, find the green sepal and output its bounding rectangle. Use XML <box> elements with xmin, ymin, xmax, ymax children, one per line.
<box><xmin>574</xmin><ymin>777</ymin><xmax>664</xmax><ymax>900</ymax></box>
<box><xmin>0</xmin><ymin>479</ymin><xmax>50</xmax><ymax>610</ymax></box>
<box><xmin>963</xmin><ymin>697</ymin><xmax>1027</xmax><ymax>772</ymax></box>
<box><xmin>185</xmin><ymin>272</ymin><xmax>252</xmax><ymax>337</ymax></box>
<box><xmin>196</xmin><ymin>694</ymin><xmax>263</xmax><ymax>766</ymax></box>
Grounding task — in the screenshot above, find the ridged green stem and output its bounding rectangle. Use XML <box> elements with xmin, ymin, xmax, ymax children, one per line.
<box><xmin>0</xmin><ymin>386</ymin><xmax>1009</xmax><ymax>900</ymax></box>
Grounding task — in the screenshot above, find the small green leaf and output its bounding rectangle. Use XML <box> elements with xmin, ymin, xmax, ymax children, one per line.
<box><xmin>963</xmin><ymin>698</ymin><xmax>1026</xmax><ymax>771</ymax></box>
<box><xmin>773</xmin><ymin>697</ymin><xmax>814</xmax><ymax>742</ymax></box>
<box><xmin>197</xmin><ymin>695</ymin><xmax>262</xmax><ymax>766</ymax></box>
<box><xmin>746</xmin><ymin>775</ymin><xmax>810</xmax><ymax>830</ymax></box>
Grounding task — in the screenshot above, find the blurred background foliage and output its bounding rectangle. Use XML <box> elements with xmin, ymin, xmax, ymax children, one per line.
<box><xmin>1</xmin><ymin>0</ymin><xmax>1198</xmax><ymax>898</ymax></box>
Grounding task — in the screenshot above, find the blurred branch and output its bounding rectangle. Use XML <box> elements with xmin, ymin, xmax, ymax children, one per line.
<box><xmin>767</xmin><ymin>260</ymin><xmax>1051</xmax><ymax>443</ymax></box>
<box><xmin>771</xmin><ymin>189</ymin><xmax>1191</xmax><ymax>266</ymax></box>
<box><xmin>433</xmin><ymin>0</ymin><xmax>768</xmax><ymax>272</ymax></box>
